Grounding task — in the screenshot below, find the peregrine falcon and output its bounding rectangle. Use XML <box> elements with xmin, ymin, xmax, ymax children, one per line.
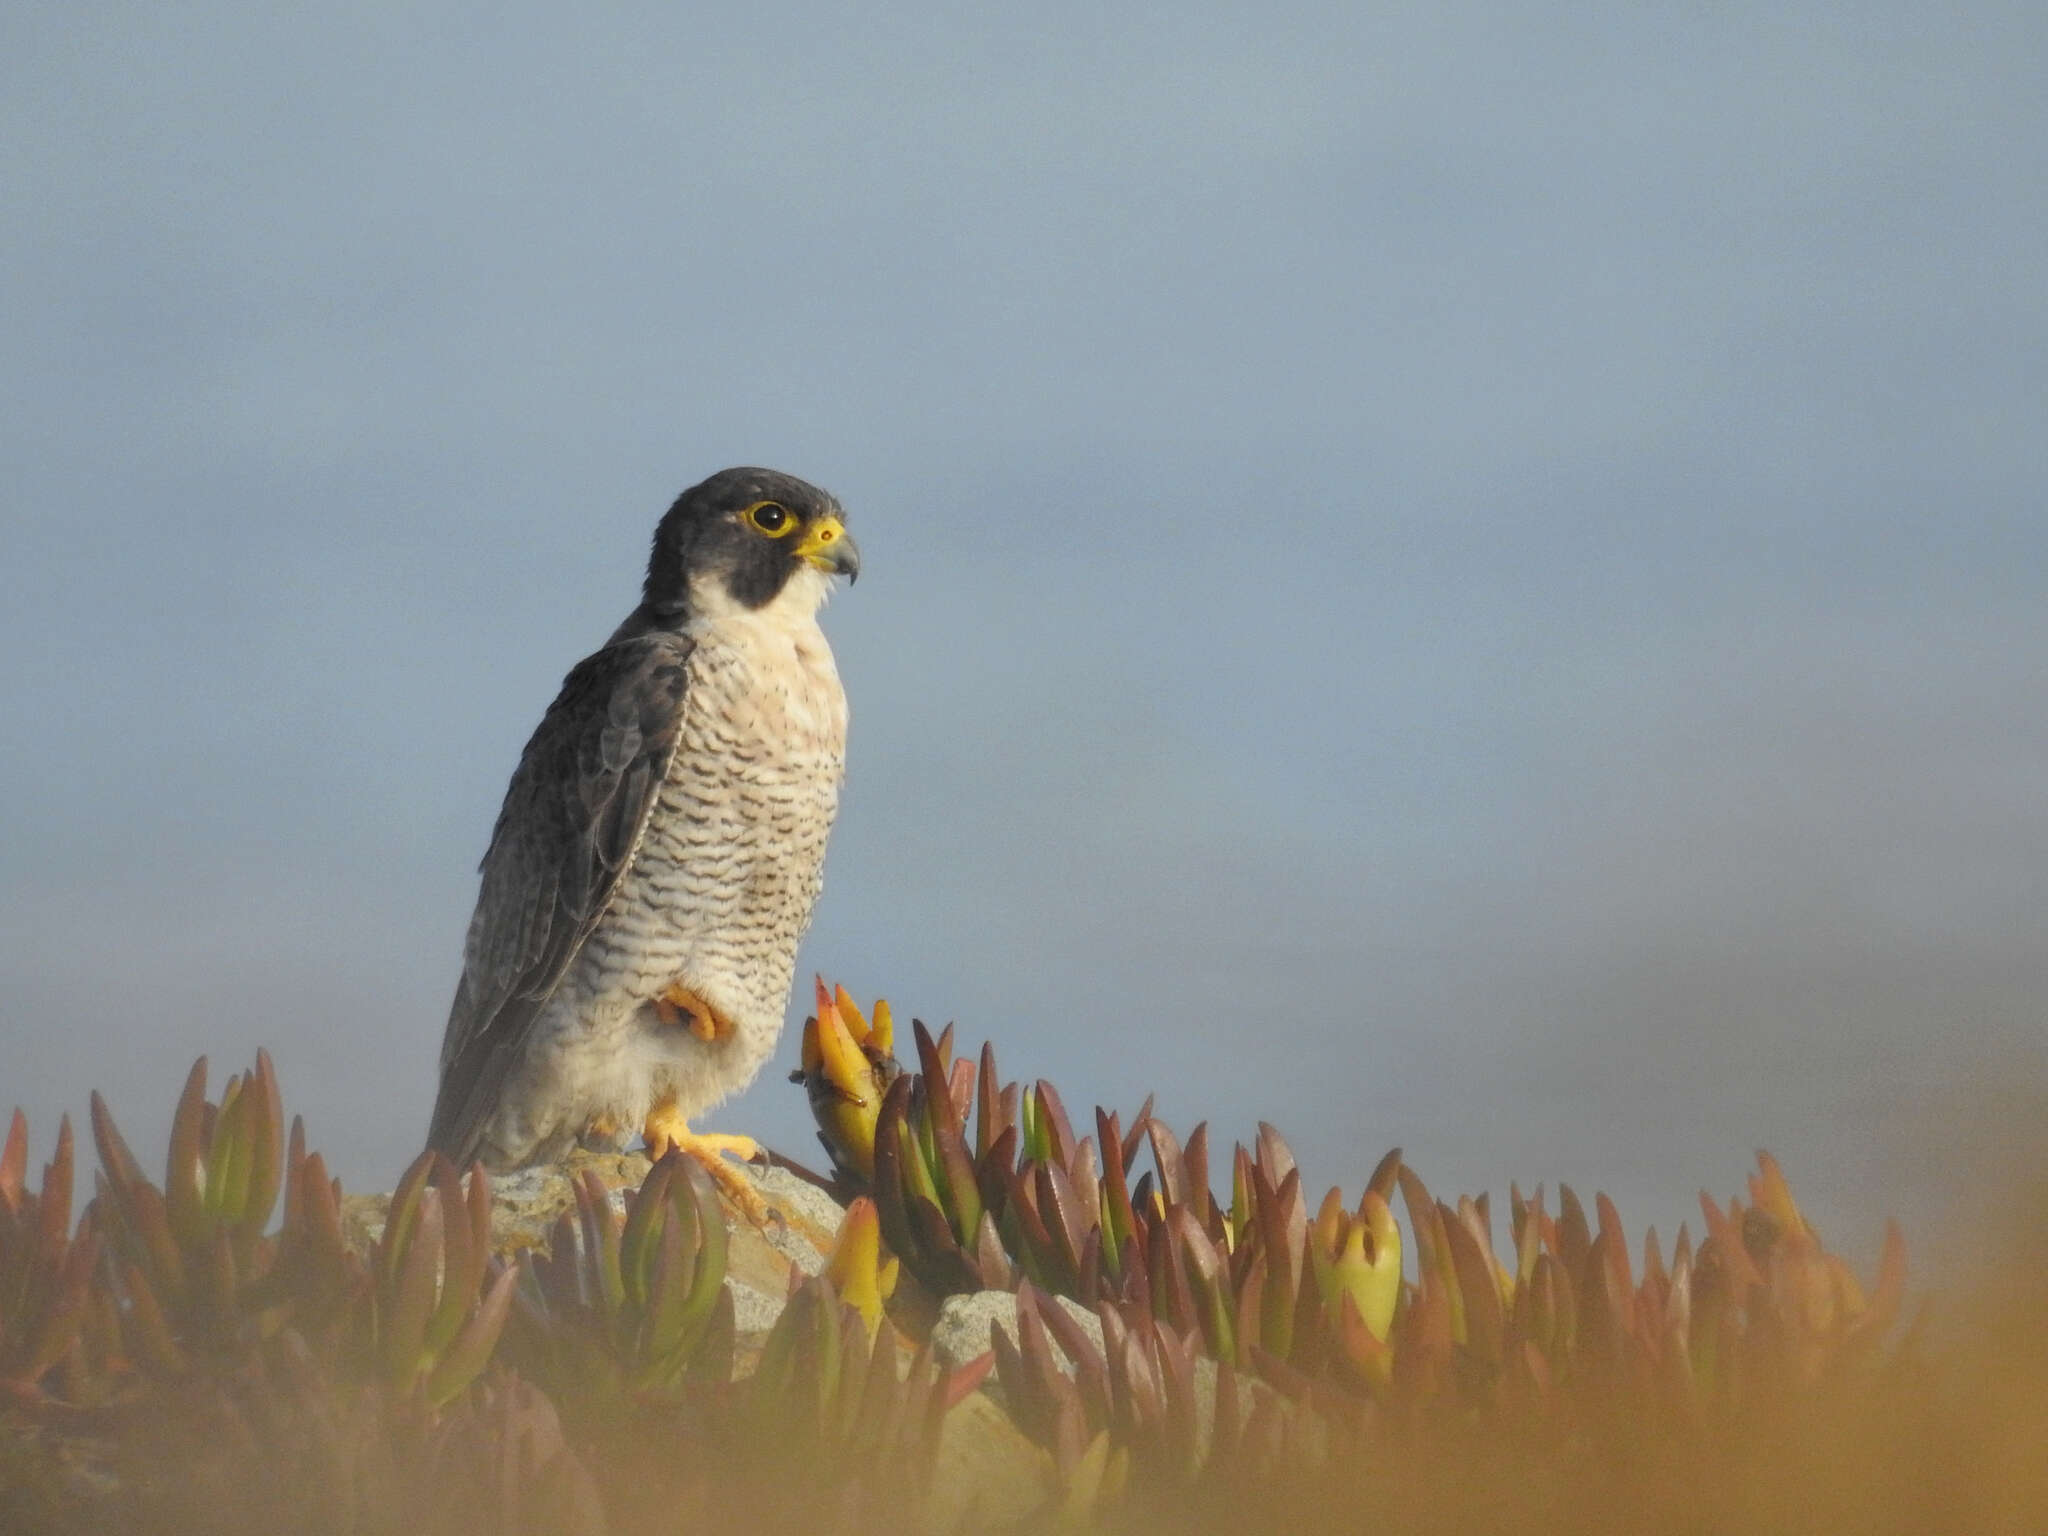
<box><xmin>426</xmin><ymin>467</ymin><xmax>858</xmax><ymax>1197</ymax></box>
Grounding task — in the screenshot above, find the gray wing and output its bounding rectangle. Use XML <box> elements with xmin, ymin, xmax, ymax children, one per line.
<box><xmin>426</xmin><ymin>629</ymin><xmax>694</xmax><ymax>1162</ymax></box>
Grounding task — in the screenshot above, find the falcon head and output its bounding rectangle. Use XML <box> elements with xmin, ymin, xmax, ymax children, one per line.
<box><xmin>644</xmin><ymin>466</ymin><xmax>860</xmax><ymax>619</ymax></box>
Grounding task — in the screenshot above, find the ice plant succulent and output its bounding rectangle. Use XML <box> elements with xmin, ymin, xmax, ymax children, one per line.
<box><xmin>1306</xmin><ymin>1169</ymin><xmax>1402</xmax><ymax>1387</ymax></box>
<box><xmin>791</xmin><ymin>980</ymin><xmax>900</xmax><ymax>1185</ymax></box>
<box><xmin>0</xmin><ymin>1112</ymin><xmax>97</xmax><ymax>1404</ymax></box>
<box><xmin>2</xmin><ymin>1005</ymin><xmax>1972</xmax><ymax>1533</ymax></box>
<box><xmin>721</xmin><ymin>1265</ymin><xmax>993</xmax><ymax>1533</ymax></box>
<box><xmin>88</xmin><ymin>1052</ymin><xmax>290</xmax><ymax>1368</ymax></box>
<box><xmin>361</xmin><ymin>1151</ymin><xmax>519</xmax><ymax>1409</ymax></box>
<box><xmin>514</xmin><ymin>1149</ymin><xmax>735</xmax><ymax>1403</ymax></box>
<box><xmin>821</xmin><ymin>1195</ymin><xmax>899</xmax><ymax>1339</ymax></box>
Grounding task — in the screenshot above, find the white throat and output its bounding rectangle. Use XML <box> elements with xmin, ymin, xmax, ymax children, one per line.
<box><xmin>686</xmin><ymin>564</ymin><xmax>835</xmax><ymax>633</ymax></box>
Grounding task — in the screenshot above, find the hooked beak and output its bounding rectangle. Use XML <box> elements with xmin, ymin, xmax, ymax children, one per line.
<box><xmin>796</xmin><ymin>516</ymin><xmax>860</xmax><ymax>583</ymax></box>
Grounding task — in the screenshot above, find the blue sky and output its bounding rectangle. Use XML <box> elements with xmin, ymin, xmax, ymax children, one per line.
<box><xmin>4</xmin><ymin>3</ymin><xmax>2044</xmax><ymax>1262</ymax></box>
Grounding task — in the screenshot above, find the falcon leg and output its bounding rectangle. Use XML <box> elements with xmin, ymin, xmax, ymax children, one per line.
<box><xmin>652</xmin><ymin>982</ymin><xmax>736</xmax><ymax>1042</ymax></box>
<box><xmin>643</xmin><ymin>1090</ymin><xmax>774</xmax><ymax>1226</ymax></box>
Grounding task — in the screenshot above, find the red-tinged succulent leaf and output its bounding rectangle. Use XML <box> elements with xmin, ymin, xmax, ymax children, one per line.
<box><xmin>424</xmin><ymin>1259</ymin><xmax>519</xmax><ymax>1409</ymax></box>
<box><xmin>33</xmin><ymin>1117</ymin><xmax>75</xmax><ymax>1262</ymax></box>
<box><xmin>1098</xmin><ymin>1110</ymin><xmax>1140</xmax><ymax>1265</ymax></box>
<box><xmin>1076</xmin><ymin>1226</ymin><xmax>1104</xmax><ymax>1308</ymax></box>
<box><xmin>1233</xmin><ymin>1252</ymin><xmax>1266</xmax><ymax>1367</ymax></box>
<box><xmin>1062</xmin><ymin>1297</ymin><xmax>1116</xmax><ymax>1427</ymax></box>
<box><xmin>204</xmin><ymin>1072</ymin><xmax>251</xmax><ymax>1224</ymax></box>
<box><xmin>164</xmin><ymin>1059</ymin><xmax>209</xmax><ymax>1249</ymax></box>
<box><xmin>1557</xmin><ymin>1184</ymin><xmax>1593</xmax><ymax>1287</ymax></box>
<box><xmin>1333</xmin><ymin>1288</ymin><xmax>1392</xmax><ymax>1388</ymax></box>
<box><xmin>1847</xmin><ymin>1219</ymin><xmax>1908</xmax><ymax>1344</ymax></box>
<box><xmin>871</xmin><ymin>1078</ymin><xmax>922</xmax><ymax>1264</ymax></box>
<box><xmin>122</xmin><ymin>1261</ymin><xmax>188</xmax><ymax>1375</ymax></box>
<box><xmin>998</xmin><ymin>1082</ymin><xmax>1024</xmax><ymax>1157</ymax></box>
<box><xmin>123</xmin><ymin>1179</ymin><xmax>188</xmax><ymax>1304</ymax></box>
<box><xmin>423</xmin><ymin>1165</ymin><xmax>479</xmax><ymax>1359</ymax></box>
<box><xmin>1397</xmin><ymin>1165</ymin><xmax>1439</xmax><ymax>1276</ymax></box>
<box><xmin>1018</xmin><ymin>1287</ymin><xmax>1097</xmax><ymax>1384</ymax></box>
<box><xmin>941</xmin><ymin>1347</ymin><xmax>996</xmax><ymax>1411</ymax></box>
<box><xmin>383</xmin><ymin>1190</ymin><xmax>443</xmax><ymax>1385</ymax></box>
<box><xmin>1366</xmin><ymin>1145</ymin><xmax>1404</xmax><ymax>1205</ymax></box>
<box><xmin>1004</xmin><ymin>1166</ymin><xmax>1061</xmax><ymax>1274</ymax></box>
<box><xmin>278</xmin><ymin>1117</ymin><xmax>305</xmax><ymax>1232</ymax></box>
<box><xmin>0</xmin><ymin>1109</ymin><xmax>27</xmax><ymax>1214</ymax></box>
<box><xmin>1454</xmin><ymin>1195</ymin><xmax>1506</xmax><ymax>1302</ymax></box>
<box><xmin>619</xmin><ymin>1153</ymin><xmax>673</xmax><ymax>1300</ymax></box>
<box><xmin>279</xmin><ymin>1137</ymin><xmax>349</xmax><ymax>1302</ymax></box>
<box><xmin>1035</xmin><ymin>1159</ymin><xmax>1090</xmax><ymax>1280</ymax></box>
<box><xmin>988</xmin><ymin>1311</ymin><xmax>1036</xmax><ymax>1430</ymax></box>
<box><xmin>1439</xmin><ymin>1201</ymin><xmax>1505</xmax><ymax>1366</ymax></box>
<box><xmin>1153</xmin><ymin>1319</ymin><xmax>1200</xmax><ymax>1456</ymax></box>
<box><xmin>1596</xmin><ymin>1192</ymin><xmax>1634</xmax><ymax>1294</ymax></box>
<box><xmin>1252</xmin><ymin>1166</ymin><xmax>1306</xmax><ymax>1360</ymax></box>
<box><xmin>947</xmin><ymin>1056</ymin><xmax>975</xmax><ymax>1127</ymax></box>
<box><xmin>975</xmin><ymin>1040</ymin><xmax>1005</xmax><ymax>1161</ymax></box>
<box><xmin>1580</xmin><ymin>1228</ymin><xmax>1631</xmax><ymax>1362</ymax></box>
<box><xmin>1696</xmin><ymin>1190</ymin><xmax>1764</xmax><ymax>1293</ymax></box>
<box><xmin>573</xmin><ymin>1174</ymin><xmax>623</xmax><ymax>1318</ymax></box>
<box><xmin>1663</xmin><ymin>1245</ymin><xmax>1694</xmax><ymax>1346</ymax></box>
<box><xmin>1070</xmin><ymin>1137</ymin><xmax>1102</xmax><ymax>1230</ymax></box>
<box><xmin>379</xmin><ymin>1151</ymin><xmax>435</xmax><ymax>1294</ymax></box>
<box><xmin>88</xmin><ymin>1090</ymin><xmax>147</xmax><ymax>1195</ymax></box>
<box><xmin>1036</xmin><ymin>1082</ymin><xmax>1077</xmax><ymax>1169</ymax></box>
<box><xmin>905</xmin><ymin>1190</ymin><xmax>984</xmax><ymax>1293</ymax></box>
<box><xmin>1111</xmin><ymin>1326</ymin><xmax>1165</xmax><ymax>1438</ymax></box>
<box><xmin>976</xmin><ymin>1123</ymin><xmax>1020</xmax><ymax>1219</ymax></box>
<box><xmin>1182</xmin><ymin>1124</ymin><xmax>1212</xmax><ymax>1229</ymax></box>
<box><xmin>843</xmin><ymin>1316</ymin><xmax>892</xmax><ymax>1440</ymax></box>
<box><xmin>933</xmin><ymin>1111</ymin><xmax>984</xmax><ymax>1242</ymax></box>
<box><xmin>237</xmin><ymin>1051</ymin><xmax>285</xmax><ymax>1248</ymax></box>
<box><xmin>1642</xmin><ymin>1224</ymin><xmax>1669</xmax><ymax>1295</ymax></box>
<box><xmin>678</xmin><ymin>1157</ymin><xmax>728</xmax><ymax>1323</ymax></box>
<box><xmin>1536</xmin><ymin>1251</ymin><xmax>1576</xmax><ymax>1357</ymax></box>
<box><xmin>973</xmin><ymin>1209</ymin><xmax>1016</xmax><ymax>1290</ymax></box>
<box><xmin>1121</xmin><ymin>1099</ymin><xmax>1153</xmax><ymax>1172</ymax></box>
<box><xmin>1172</xmin><ymin>1207</ymin><xmax>1235</xmax><ymax>1361</ymax></box>
<box><xmin>639</xmin><ymin>1214</ymin><xmax>693</xmax><ymax>1373</ymax></box>
<box><xmin>691</xmin><ymin>1282</ymin><xmax>736</xmax><ymax>1384</ymax></box>
<box><xmin>1130</xmin><ymin>1168</ymin><xmax>1159</xmax><ymax>1227</ymax></box>
<box><xmin>1147</xmin><ymin>1119</ymin><xmax>1189</xmax><ymax>1210</ymax></box>
<box><xmin>912</xmin><ymin>1021</ymin><xmax>952</xmax><ymax>1124</ymax></box>
<box><xmin>1254</xmin><ymin>1122</ymin><xmax>1296</xmax><ymax>1188</ymax></box>
<box><xmin>18</xmin><ymin>1227</ymin><xmax>98</xmax><ymax>1385</ymax></box>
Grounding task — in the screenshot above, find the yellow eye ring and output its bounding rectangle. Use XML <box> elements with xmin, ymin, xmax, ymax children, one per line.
<box><xmin>743</xmin><ymin>500</ymin><xmax>796</xmax><ymax>537</ymax></box>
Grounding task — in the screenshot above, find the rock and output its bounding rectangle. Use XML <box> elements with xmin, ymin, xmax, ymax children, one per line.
<box><xmin>743</xmin><ymin>1161</ymin><xmax>846</xmax><ymax>1276</ymax></box>
<box><xmin>926</xmin><ymin>1389</ymin><xmax>1054</xmax><ymax>1529</ymax></box>
<box><xmin>727</xmin><ymin>1278</ymin><xmax>789</xmax><ymax>1342</ymax></box>
<box><xmin>929</xmin><ymin>1289</ymin><xmax>1105</xmax><ymax>1375</ymax></box>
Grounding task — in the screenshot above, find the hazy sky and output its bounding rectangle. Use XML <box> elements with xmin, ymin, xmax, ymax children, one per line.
<box><xmin>5</xmin><ymin>4</ymin><xmax>2044</xmax><ymax>1265</ymax></box>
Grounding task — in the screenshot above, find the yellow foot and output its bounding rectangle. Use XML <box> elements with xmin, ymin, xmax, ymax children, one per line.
<box><xmin>643</xmin><ymin>1095</ymin><xmax>774</xmax><ymax>1226</ymax></box>
<box><xmin>652</xmin><ymin>982</ymin><xmax>736</xmax><ymax>1043</ymax></box>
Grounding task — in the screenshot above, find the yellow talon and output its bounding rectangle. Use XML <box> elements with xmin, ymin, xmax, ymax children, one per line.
<box><xmin>643</xmin><ymin>1092</ymin><xmax>773</xmax><ymax>1226</ymax></box>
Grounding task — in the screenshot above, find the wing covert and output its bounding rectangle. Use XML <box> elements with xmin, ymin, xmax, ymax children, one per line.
<box><xmin>428</xmin><ymin>630</ymin><xmax>693</xmax><ymax>1157</ymax></box>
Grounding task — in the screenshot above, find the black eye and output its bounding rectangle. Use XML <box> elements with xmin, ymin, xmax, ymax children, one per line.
<box><xmin>746</xmin><ymin>501</ymin><xmax>793</xmax><ymax>535</ymax></box>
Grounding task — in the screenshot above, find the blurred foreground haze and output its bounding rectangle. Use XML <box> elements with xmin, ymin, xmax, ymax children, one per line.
<box><xmin>4</xmin><ymin>4</ymin><xmax>2044</xmax><ymax>1270</ymax></box>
